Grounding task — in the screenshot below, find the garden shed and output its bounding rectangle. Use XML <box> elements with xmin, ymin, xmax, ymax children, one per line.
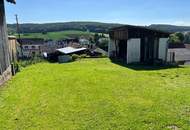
<box><xmin>109</xmin><ymin>25</ymin><xmax>170</xmax><ymax>64</ymax></box>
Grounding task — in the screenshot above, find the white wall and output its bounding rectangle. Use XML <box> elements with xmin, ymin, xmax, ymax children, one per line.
<box><xmin>167</xmin><ymin>48</ymin><xmax>190</xmax><ymax>62</ymax></box>
<box><xmin>127</xmin><ymin>39</ymin><xmax>141</xmax><ymax>64</ymax></box>
<box><xmin>159</xmin><ymin>38</ymin><xmax>168</xmax><ymax>61</ymax></box>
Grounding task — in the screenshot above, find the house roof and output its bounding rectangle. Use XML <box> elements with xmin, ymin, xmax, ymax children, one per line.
<box><xmin>18</xmin><ymin>38</ymin><xmax>44</xmax><ymax>45</ymax></box>
<box><xmin>6</xmin><ymin>0</ymin><xmax>16</xmax><ymax>4</ymax></box>
<box><xmin>56</xmin><ymin>47</ymin><xmax>87</xmax><ymax>54</ymax></box>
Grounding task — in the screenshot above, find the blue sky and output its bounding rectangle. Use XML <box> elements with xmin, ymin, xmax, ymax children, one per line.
<box><xmin>5</xmin><ymin>0</ymin><xmax>190</xmax><ymax>25</ymax></box>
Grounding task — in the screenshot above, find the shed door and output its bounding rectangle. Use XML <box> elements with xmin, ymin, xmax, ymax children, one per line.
<box><xmin>127</xmin><ymin>39</ymin><xmax>141</xmax><ymax>64</ymax></box>
<box><xmin>159</xmin><ymin>38</ymin><xmax>168</xmax><ymax>61</ymax></box>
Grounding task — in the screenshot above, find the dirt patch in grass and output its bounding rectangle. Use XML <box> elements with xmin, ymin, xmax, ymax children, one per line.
<box><xmin>166</xmin><ymin>125</ymin><xmax>180</xmax><ymax>130</ymax></box>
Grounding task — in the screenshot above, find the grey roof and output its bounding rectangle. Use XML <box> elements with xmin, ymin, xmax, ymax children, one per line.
<box><xmin>57</xmin><ymin>47</ymin><xmax>87</xmax><ymax>54</ymax></box>
<box><xmin>110</xmin><ymin>24</ymin><xmax>171</xmax><ymax>35</ymax></box>
<box><xmin>18</xmin><ymin>38</ymin><xmax>44</xmax><ymax>45</ymax></box>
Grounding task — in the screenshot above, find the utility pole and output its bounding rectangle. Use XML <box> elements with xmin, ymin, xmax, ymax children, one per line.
<box><xmin>15</xmin><ymin>14</ymin><xmax>23</xmax><ymax>57</ymax></box>
<box><xmin>15</xmin><ymin>14</ymin><xmax>20</xmax><ymax>39</ymax></box>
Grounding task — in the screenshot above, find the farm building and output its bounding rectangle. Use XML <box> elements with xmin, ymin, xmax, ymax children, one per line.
<box><xmin>109</xmin><ymin>25</ymin><xmax>170</xmax><ymax>64</ymax></box>
<box><xmin>0</xmin><ymin>0</ymin><xmax>16</xmax><ymax>85</ymax></box>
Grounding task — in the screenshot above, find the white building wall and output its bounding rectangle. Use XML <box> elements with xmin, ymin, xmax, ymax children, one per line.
<box><xmin>167</xmin><ymin>49</ymin><xmax>190</xmax><ymax>62</ymax></box>
<box><xmin>127</xmin><ymin>39</ymin><xmax>141</xmax><ymax>64</ymax></box>
<box><xmin>159</xmin><ymin>38</ymin><xmax>168</xmax><ymax>62</ymax></box>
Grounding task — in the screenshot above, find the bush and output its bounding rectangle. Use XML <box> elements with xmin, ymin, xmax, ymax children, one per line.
<box><xmin>80</xmin><ymin>54</ymin><xmax>88</xmax><ymax>58</ymax></box>
<box><xmin>19</xmin><ymin>56</ymin><xmax>46</xmax><ymax>68</ymax></box>
<box><xmin>72</xmin><ymin>54</ymin><xmax>80</xmax><ymax>61</ymax></box>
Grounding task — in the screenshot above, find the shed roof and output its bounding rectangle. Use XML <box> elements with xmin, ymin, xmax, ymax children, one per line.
<box><xmin>6</xmin><ymin>0</ymin><xmax>16</xmax><ymax>4</ymax></box>
<box><xmin>57</xmin><ymin>47</ymin><xmax>87</xmax><ymax>54</ymax></box>
<box><xmin>110</xmin><ymin>25</ymin><xmax>171</xmax><ymax>35</ymax></box>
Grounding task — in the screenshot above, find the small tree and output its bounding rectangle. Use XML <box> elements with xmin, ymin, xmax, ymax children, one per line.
<box><xmin>94</xmin><ymin>33</ymin><xmax>100</xmax><ymax>44</ymax></box>
<box><xmin>169</xmin><ymin>32</ymin><xmax>185</xmax><ymax>44</ymax></box>
<box><xmin>184</xmin><ymin>32</ymin><xmax>190</xmax><ymax>43</ymax></box>
<box><xmin>97</xmin><ymin>38</ymin><xmax>109</xmax><ymax>51</ymax></box>
<box><xmin>175</xmin><ymin>32</ymin><xmax>184</xmax><ymax>42</ymax></box>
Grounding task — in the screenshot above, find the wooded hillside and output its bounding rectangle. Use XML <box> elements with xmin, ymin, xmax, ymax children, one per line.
<box><xmin>7</xmin><ymin>22</ymin><xmax>190</xmax><ymax>34</ymax></box>
<box><xmin>7</xmin><ymin>22</ymin><xmax>122</xmax><ymax>34</ymax></box>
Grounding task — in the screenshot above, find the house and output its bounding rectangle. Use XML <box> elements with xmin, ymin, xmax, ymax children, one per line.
<box><xmin>0</xmin><ymin>0</ymin><xmax>16</xmax><ymax>85</ymax></box>
<box><xmin>79</xmin><ymin>38</ymin><xmax>90</xmax><ymax>45</ymax></box>
<box><xmin>18</xmin><ymin>38</ymin><xmax>44</xmax><ymax>58</ymax></box>
<box><xmin>109</xmin><ymin>25</ymin><xmax>170</xmax><ymax>64</ymax></box>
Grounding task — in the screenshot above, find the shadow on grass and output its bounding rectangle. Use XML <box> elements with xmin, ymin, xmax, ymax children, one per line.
<box><xmin>111</xmin><ymin>59</ymin><xmax>183</xmax><ymax>71</ymax></box>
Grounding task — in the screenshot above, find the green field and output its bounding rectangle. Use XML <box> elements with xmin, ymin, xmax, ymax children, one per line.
<box><xmin>0</xmin><ymin>58</ymin><xmax>190</xmax><ymax>129</ymax></box>
<box><xmin>18</xmin><ymin>30</ymin><xmax>95</xmax><ymax>40</ymax></box>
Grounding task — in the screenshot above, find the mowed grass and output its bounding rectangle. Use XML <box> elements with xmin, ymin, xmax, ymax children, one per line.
<box><xmin>18</xmin><ymin>30</ymin><xmax>94</xmax><ymax>40</ymax></box>
<box><xmin>0</xmin><ymin>58</ymin><xmax>190</xmax><ymax>129</ymax></box>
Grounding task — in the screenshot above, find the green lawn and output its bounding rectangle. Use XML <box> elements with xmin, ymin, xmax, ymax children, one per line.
<box><xmin>0</xmin><ymin>58</ymin><xmax>190</xmax><ymax>129</ymax></box>
<box><xmin>17</xmin><ymin>30</ymin><xmax>94</xmax><ymax>40</ymax></box>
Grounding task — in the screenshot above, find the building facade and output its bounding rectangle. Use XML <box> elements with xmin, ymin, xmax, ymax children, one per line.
<box><xmin>18</xmin><ymin>38</ymin><xmax>44</xmax><ymax>58</ymax></box>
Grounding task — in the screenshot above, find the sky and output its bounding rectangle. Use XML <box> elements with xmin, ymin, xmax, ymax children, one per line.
<box><xmin>5</xmin><ymin>0</ymin><xmax>190</xmax><ymax>26</ymax></box>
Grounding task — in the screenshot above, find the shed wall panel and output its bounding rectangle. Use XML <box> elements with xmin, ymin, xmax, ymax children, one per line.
<box><xmin>159</xmin><ymin>38</ymin><xmax>168</xmax><ymax>61</ymax></box>
<box><xmin>127</xmin><ymin>39</ymin><xmax>141</xmax><ymax>63</ymax></box>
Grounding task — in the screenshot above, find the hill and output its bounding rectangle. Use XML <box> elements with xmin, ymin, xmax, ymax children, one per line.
<box><xmin>149</xmin><ymin>24</ymin><xmax>190</xmax><ymax>33</ymax></box>
<box><xmin>8</xmin><ymin>22</ymin><xmax>190</xmax><ymax>38</ymax></box>
<box><xmin>17</xmin><ymin>30</ymin><xmax>95</xmax><ymax>40</ymax></box>
<box><xmin>8</xmin><ymin>22</ymin><xmax>123</xmax><ymax>34</ymax></box>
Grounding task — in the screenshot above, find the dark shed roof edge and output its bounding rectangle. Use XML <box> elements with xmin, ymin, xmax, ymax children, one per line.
<box><xmin>109</xmin><ymin>24</ymin><xmax>171</xmax><ymax>35</ymax></box>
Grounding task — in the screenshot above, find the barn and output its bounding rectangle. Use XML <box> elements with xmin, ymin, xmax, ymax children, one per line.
<box><xmin>0</xmin><ymin>0</ymin><xmax>16</xmax><ymax>85</ymax></box>
<box><xmin>109</xmin><ymin>25</ymin><xmax>170</xmax><ymax>64</ymax></box>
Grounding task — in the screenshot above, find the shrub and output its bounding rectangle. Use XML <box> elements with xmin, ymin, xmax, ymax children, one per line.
<box><xmin>19</xmin><ymin>56</ymin><xmax>46</xmax><ymax>68</ymax></box>
<box><xmin>80</xmin><ymin>54</ymin><xmax>88</xmax><ymax>58</ymax></box>
<box><xmin>72</xmin><ymin>54</ymin><xmax>80</xmax><ymax>61</ymax></box>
